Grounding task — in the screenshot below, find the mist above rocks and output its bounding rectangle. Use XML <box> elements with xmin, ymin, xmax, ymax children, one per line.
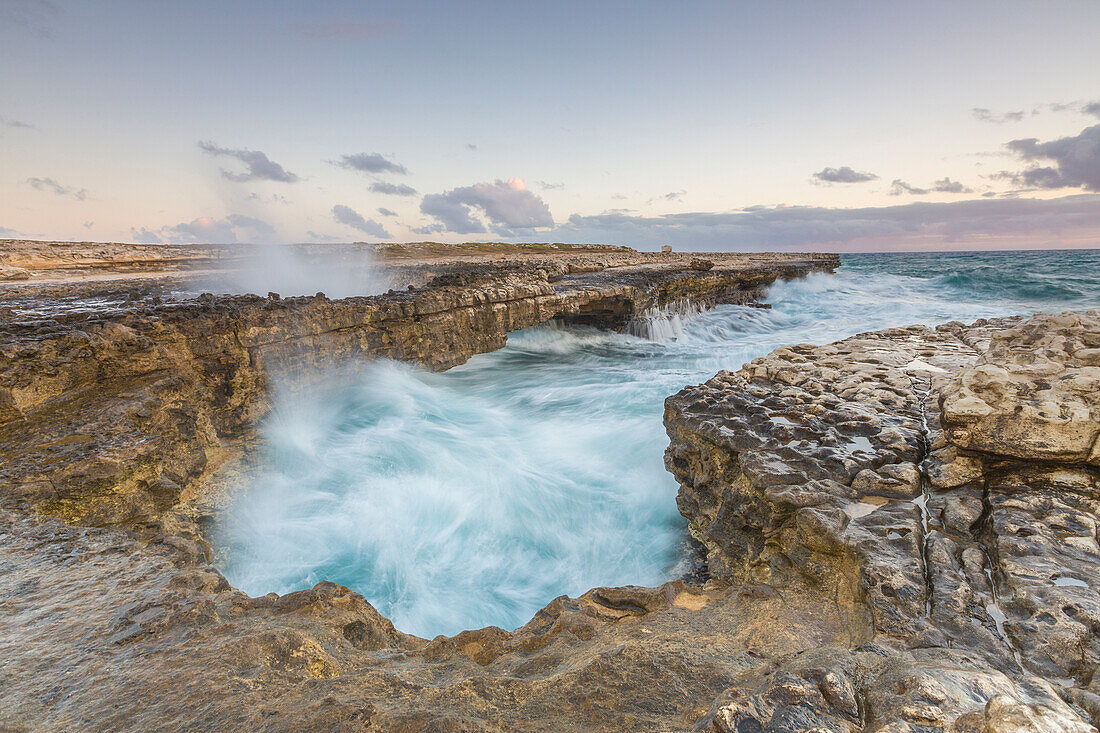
<box><xmin>186</xmin><ymin>244</ymin><xmax>393</xmax><ymax>299</ymax></box>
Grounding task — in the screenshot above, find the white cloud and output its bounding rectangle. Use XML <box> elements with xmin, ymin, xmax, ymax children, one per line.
<box><xmin>199</xmin><ymin>141</ymin><xmax>300</xmax><ymax>183</ymax></box>
<box><xmin>332</xmin><ymin>204</ymin><xmax>392</xmax><ymax>239</ymax></box>
<box><xmin>420</xmin><ymin>178</ymin><xmax>553</xmax><ymax>235</ymax></box>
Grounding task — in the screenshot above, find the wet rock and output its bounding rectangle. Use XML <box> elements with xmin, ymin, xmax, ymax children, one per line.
<box><xmin>939</xmin><ymin>491</ymin><xmax>984</xmax><ymax>536</ymax></box>
<box><xmin>926</xmin><ymin>445</ymin><xmax>984</xmax><ymax>489</ymax></box>
<box><xmin>667</xmin><ymin>313</ymin><xmax>1099</xmax><ymax>731</ymax></box>
<box><xmin>664</xmin><ymin>323</ymin><xmax>984</xmax><ymax>638</ymax></box>
<box><xmin>851</xmin><ymin>462</ymin><xmax>922</xmax><ymax>498</ymax></box>
<box><xmin>986</xmin><ymin>464</ymin><xmax>1100</xmax><ymax>681</ymax></box>
<box><xmin>3</xmin><ymin>257</ymin><xmax>1098</xmax><ymax>733</ymax></box>
<box><xmin>695</xmin><ymin>660</ymin><xmax>860</xmax><ymax>733</ymax></box>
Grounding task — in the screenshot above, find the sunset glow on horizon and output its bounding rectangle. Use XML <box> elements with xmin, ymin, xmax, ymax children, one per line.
<box><xmin>2</xmin><ymin>0</ymin><xmax>1098</xmax><ymax>251</ymax></box>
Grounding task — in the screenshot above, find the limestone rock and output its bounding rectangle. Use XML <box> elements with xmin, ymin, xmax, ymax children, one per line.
<box><xmin>941</xmin><ymin>311</ymin><xmax>1100</xmax><ymax>464</ymax></box>
<box><xmin>0</xmin><ymin>266</ymin><xmax>30</xmax><ymax>281</ymax></box>
<box><xmin>666</xmin><ymin>313</ymin><xmax>1099</xmax><ymax>732</ymax></box>
<box><xmin>982</xmin><ymin>694</ymin><xmax>1094</xmax><ymax>733</ymax></box>
<box><xmin>2</xmin><ymin>246</ymin><xmax>1098</xmax><ymax>733</ymax></box>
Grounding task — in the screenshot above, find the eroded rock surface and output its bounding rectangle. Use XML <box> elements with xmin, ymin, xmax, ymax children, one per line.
<box><xmin>0</xmin><ymin>247</ymin><xmax>836</xmax><ymax>527</ymax></box>
<box><xmin>667</xmin><ymin>312</ymin><xmax>1100</xmax><ymax>731</ymax></box>
<box><xmin>1</xmin><ymin>241</ymin><xmax>1097</xmax><ymax>732</ymax></box>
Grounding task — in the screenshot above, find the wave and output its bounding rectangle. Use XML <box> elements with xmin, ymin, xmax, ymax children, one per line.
<box><xmin>503</xmin><ymin>322</ymin><xmax>636</xmax><ymax>355</ymax></box>
<box><xmin>218</xmin><ymin>359</ymin><xmax>683</xmax><ymax>638</ymax></box>
<box><xmin>842</xmin><ymin>249</ymin><xmax>1100</xmax><ymax>311</ymax></box>
<box><xmin>627</xmin><ymin>300</ymin><xmax>706</xmax><ymax>341</ymax></box>
<box><xmin>217</xmin><ymin>249</ymin><xmax>1100</xmax><ymax>638</ymax></box>
<box><xmin>931</xmin><ymin>267</ymin><xmax>1087</xmax><ymax>302</ymax></box>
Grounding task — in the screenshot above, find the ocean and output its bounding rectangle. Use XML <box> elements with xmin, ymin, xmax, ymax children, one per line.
<box><xmin>216</xmin><ymin>249</ymin><xmax>1100</xmax><ymax>638</ymax></box>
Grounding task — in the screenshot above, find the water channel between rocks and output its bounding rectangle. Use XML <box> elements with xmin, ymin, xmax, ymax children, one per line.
<box><xmin>216</xmin><ymin>250</ymin><xmax>1100</xmax><ymax>637</ymax></box>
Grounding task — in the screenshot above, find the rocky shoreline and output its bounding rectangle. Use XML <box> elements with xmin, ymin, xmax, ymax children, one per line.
<box><xmin>666</xmin><ymin>311</ymin><xmax>1099</xmax><ymax>731</ymax></box>
<box><xmin>1</xmin><ymin>243</ymin><xmax>1097</xmax><ymax>731</ymax></box>
<box><xmin>0</xmin><ymin>245</ymin><xmax>835</xmax><ymax>530</ymax></box>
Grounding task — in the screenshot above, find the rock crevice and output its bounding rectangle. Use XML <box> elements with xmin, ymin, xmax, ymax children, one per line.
<box><xmin>3</xmin><ymin>242</ymin><xmax>1098</xmax><ymax>731</ymax></box>
<box><xmin>0</xmin><ymin>251</ymin><xmax>836</xmax><ymax>527</ymax></box>
<box><xmin>666</xmin><ymin>312</ymin><xmax>1100</xmax><ymax>731</ymax></box>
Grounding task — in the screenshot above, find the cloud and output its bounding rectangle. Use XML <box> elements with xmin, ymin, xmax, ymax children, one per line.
<box><xmin>130</xmin><ymin>227</ymin><xmax>163</xmax><ymax>244</ymax></box>
<box><xmin>226</xmin><ymin>213</ymin><xmax>276</xmax><ymax>235</ymax></box>
<box><xmin>930</xmin><ymin>177</ymin><xmax>973</xmax><ymax>194</ymax></box>
<box><xmin>333</xmin><ymin>152</ymin><xmax>407</xmax><ymax>175</ymax></box>
<box><xmin>82</xmin><ymin>220</ymin><xmax>93</xmax><ymax>229</ymax></box>
<box><xmin>307</xmin><ymin>230</ymin><xmax>341</xmax><ymax>242</ymax></box>
<box><xmin>168</xmin><ymin>217</ymin><xmax>245</xmax><ymax>243</ymax></box>
<box><xmin>377</xmin><ymin>207</ymin><xmax>397</xmax><ymax>217</ymax></box>
<box><xmin>1</xmin><ymin>116</ymin><xmax>36</xmax><ymax>130</ymax></box>
<box><xmin>812</xmin><ymin>166</ymin><xmax>878</xmax><ymax>184</ymax></box>
<box><xmin>889</xmin><ymin>180</ymin><xmax>929</xmax><ymax>196</ymax></box>
<box><xmin>1034</xmin><ymin>102</ymin><xmax>1086</xmax><ymax>116</ymax></box>
<box><xmin>369</xmin><ymin>181</ymin><xmax>417</xmax><ymax>196</ymax></box>
<box><xmin>332</xmin><ymin>204</ymin><xmax>392</xmax><ymax>239</ymax></box>
<box><xmin>0</xmin><ymin>225</ymin><xmax>25</xmax><ymax>237</ymax></box>
<box><xmin>27</xmin><ymin>177</ymin><xmax>86</xmax><ymax>200</ymax></box>
<box><xmin>132</xmin><ymin>214</ymin><xmax>278</xmax><ymax>244</ymax></box>
<box><xmin>419</xmin><ymin>178</ymin><xmax>553</xmax><ymax>235</ymax></box>
<box><xmin>198</xmin><ymin>141</ymin><xmax>299</xmax><ymax>183</ymax></box>
<box><xmin>248</xmin><ymin>192</ymin><xmax>291</xmax><ymax>204</ymax></box>
<box><xmin>466</xmin><ymin>143</ymin><xmax>478</xmax><ymax>151</ymax></box>
<box><xmin>972</xmin><ymin>108</ymin><xmax>1025</xmax><ymax>124</ymax></box>
<box><xmin>890</xmin><ymin>177</ymin><xmax>973</xmax><ymax>196</ymax></box>
<box><xmin>1028</xmin><ymin>101</ymin><xmax>1100</xmax><ymax>118</ymax></box>
<box><xmin>1003</xmin><ymin>124</ymin><xmax>1100</xmax><ymax>191</ymax></box>
<box><xmin>646</xmin><ymin>190</ymin><xmax>687</xmax><ymax>204</ymax></box>
<box><xmin>537</xmin><ymin>181</ymin><xmax>565</xmax><ymax>190</ymax></box>
<box><xmin>555</xmin><ymin>194</ymin><xmax>1100</xmax><ymax>251</ymax></box>
<box><xmin>420</xmin><ymin>195</ymin><xmax>483</xmax><ymax>234</ymax></box>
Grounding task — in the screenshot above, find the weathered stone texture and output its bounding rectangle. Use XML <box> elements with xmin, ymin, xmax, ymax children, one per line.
<box><xmin>1</xmin><ymin>243</ymin><xmax>1097</xmax><ymax>732</ymax></box>
<box><xmin>0</xmin><ymin>251</ymin><xmax>836</xmax><ymax>527</ymax></box>
<box><xmin>666</xmin><ymin>312</ymin><xmax>1100</xmax><ymax>731</ymax></box>
<box><xmin>941</xmin><ymin>311</ymin><xmax>1100</xmax><ymax>464</ymax></box>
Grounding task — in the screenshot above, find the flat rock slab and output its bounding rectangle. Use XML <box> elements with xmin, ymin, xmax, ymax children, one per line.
<box><xmin>667</xmin><ymin>312</ymin><xmax>1100</xmax><ymax>732</ymax></box>
<box><xmin>1</xmin><ymin>254</ymin><xmax>1098</xmax><ymax>731</ymax></box>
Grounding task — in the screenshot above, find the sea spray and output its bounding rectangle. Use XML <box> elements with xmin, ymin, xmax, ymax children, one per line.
<box><xmin>218</xmin><ymin>355</ymin><xmax>683</xmax><ymax>638</ymax></box>
<box><xmin>187</xmin><ymin>243</ymin><xmax>393</xmax><ymax>298</ymax></box>
<box><xmin>217</xmin><ymin>249</ymin><xmax>1100</xmax><ymax>638</ymax></box>
<box><xmin>627</xmin><ymin>299</ymin><xmax>705</xmax><ymax>341</ymax></box>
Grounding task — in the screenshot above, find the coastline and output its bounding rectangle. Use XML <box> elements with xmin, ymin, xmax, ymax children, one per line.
<box><xmin>0</xmin><ymin>242</ymin><xmax>1097</xmax><ymax>731</ymax></box>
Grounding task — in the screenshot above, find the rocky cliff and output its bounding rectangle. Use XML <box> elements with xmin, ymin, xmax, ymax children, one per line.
<box><xmin>0</xmin><ymin>249</ymin><xmax>836</xmax><ymax>528</ymax></box>
<box><xmin>2</xmin><ymin>244</ymin><xmax>1097</xmax><ymax>731</ymax></box>
<box><xmin>665</xmin><ymin>311</ymin><xmax>1100</xmax><ymax>731</ymax></box>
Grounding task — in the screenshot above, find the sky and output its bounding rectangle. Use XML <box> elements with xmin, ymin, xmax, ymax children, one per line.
<box><xmin>1</xmin><ymin>0</ymin><xmax>1099</xmax><ymax>252</ymax></box>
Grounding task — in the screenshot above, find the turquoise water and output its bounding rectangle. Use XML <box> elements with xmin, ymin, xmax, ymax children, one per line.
<box><xmin>217</xmin><ymin>249</ymin><xmax>1100</xmax><ymax>638</ymax></box>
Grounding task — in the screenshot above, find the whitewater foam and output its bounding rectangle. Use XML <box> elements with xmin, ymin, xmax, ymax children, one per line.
<box><xmin>627</xmin><ymin>300</ymin><xmax>705</xmax><ymax>341</ymax></box>
<box><xmin>217</xmin><ymin>249</ymin><xmax>1100</xmax><ymax>638</ymax></box>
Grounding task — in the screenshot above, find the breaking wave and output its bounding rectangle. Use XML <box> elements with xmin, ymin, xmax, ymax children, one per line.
<box><xmin>217</xmin><ymin>248</ymin><xmax>1100</xmax><ymax>637</ymax></box>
